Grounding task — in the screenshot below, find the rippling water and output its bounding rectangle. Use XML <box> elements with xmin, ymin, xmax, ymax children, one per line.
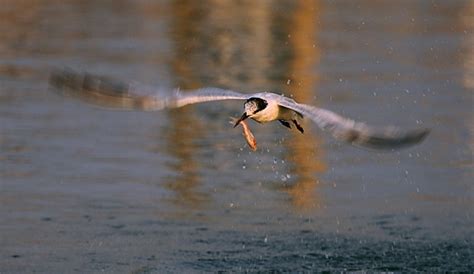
<box><xmin>1</xmin><ymin>1</ymin><xmax>473</xmax><ymax>272</ymax></box>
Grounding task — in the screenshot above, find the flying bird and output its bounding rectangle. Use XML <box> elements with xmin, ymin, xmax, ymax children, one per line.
<box><xmin>49</xmin><ymin>68</ymin><xmax>429</xmax><ymax>150</ymax></box>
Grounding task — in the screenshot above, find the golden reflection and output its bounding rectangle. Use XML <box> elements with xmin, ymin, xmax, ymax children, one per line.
<box><xmin>161</xmin><ymin>1</ymin><xmax>210</xmax><ymax>214</ymax></box>
<box><xmin>168</xmin><ymin>0</ymin><xmax>273</xmax><ymax>91</ymax></box>
<box><xmin>205</xmin><ymin>0</ymin><xmax>271</xmax><ymax>90</ymax></box>
<box><xmin>162</xmin><ymin>0</ymin><xmax>275</xmax><ymax>213</ymax></box>
<box><xmin>461</xmin><ymin>4</ymin><xmax>474</xmax><ymax>90</ymax></box>
<box><xmin>460</xmin><ymin>2</ymin><xmax>474</xmax><ymax>173</ymax></box>
<box><xmin>162</xmin><ymin>109</ymin><xmax>211</xmax><ymax>211</ymax></box>
<box><xmin>161</xmin><ymin>0</ymin><xmax>327</xmax><ymax>213</ymax></box>
<box><xmin>281</xmin><ymin>0</ymin><xmax>326</xmax><ymax>212</ymax></box>
<box><xmin>0</xmin><ymin>0</ymin><xmax>39</xmax><ymax>50</ymax></box>
<box><xmin>0</xmin><ymin>0</ymin><xmax>41</xmax><ymax>77</ymax></box>
<box><xmin>168</xmin><ymin>1</ymin><xmax>206</xmax><ymax>90</ymax></box>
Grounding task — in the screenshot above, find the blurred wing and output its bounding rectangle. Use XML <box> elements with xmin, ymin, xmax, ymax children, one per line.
<box><xmin>277</xmin><ymin>99</ymin><xmax>430</xmax><ymax>150</ymax></box>
<box><xmin>49</xmin><ymin>68</ymin><xmax>249</xmax><ymax>110</ymax></box>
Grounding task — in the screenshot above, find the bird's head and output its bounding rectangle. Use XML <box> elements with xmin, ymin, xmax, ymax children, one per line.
<box><xmin>234</xmin><ymin>97</ymin><xmax>268</xmax><ymax>127</ymax></box>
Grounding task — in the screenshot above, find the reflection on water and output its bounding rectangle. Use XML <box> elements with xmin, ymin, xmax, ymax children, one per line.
<box><xmin>460</xmin><ymin>1</ymin><xmax>474</xmax><ymax>164</ymax></box>
<box><xmin>162</xmin><ymin>109</ymin><xmax>210</xmax><ymax>212</ymax></box>
<box><xmin>462</xmin><ymin>2</ymin><xmax>474</xmax><ymax>90</ymax></box>
<box><xmin>1</xmin><ymin>0</ymin><xmax>473</xmax><ymax>272</ymax></box>
<box><xmin>280</xmin><ymin>0</ymin><xmax>326</xmax><ymax>211</ymax></box>
<box><xmin>170</xmin><ymin>0</ymin><xmax>273</xmax><ymax>91</ymax></box>
<box><xmin>164</xmin><ymin>0</ymin><xmax>327</xmax><ymax>213</ymax></box>
<box><xmin>163</xmin><ymin>2</ymin><xmax>208</xmax><ymax>213</ymax></box>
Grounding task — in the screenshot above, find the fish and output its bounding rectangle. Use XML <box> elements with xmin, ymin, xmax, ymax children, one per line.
<box><xmin>230</xmin><ymin>117</ymin><xmax>257</xmax><ymax>151</ymax></box>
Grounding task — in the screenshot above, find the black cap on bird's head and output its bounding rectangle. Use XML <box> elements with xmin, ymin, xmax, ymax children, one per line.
<box><xmin>233</xmin><ymin>97</ymin><xmax>268</xmax><ymax>127</ymax></box>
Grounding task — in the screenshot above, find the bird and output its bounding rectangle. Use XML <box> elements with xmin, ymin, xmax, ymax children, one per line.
<box><xmin>49</xmin><ymin>67</ymin><xmax>430</xmax><ymax>150</ymax></box>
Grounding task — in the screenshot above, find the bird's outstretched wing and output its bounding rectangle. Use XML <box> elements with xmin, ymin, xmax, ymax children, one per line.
<box><xmin>275</xmin><ymin>97</ymin><xmax>430</xmax><ymax>149</ymax></box>
<box><xmin>50</xmin><ymin>68</ymin><xmax>429</xmax><ymax>149</ymax></box>
<box><xmin>49</xmin><ymin>68</ymin><xmax>249</xmax><ymax>110</ymax></box>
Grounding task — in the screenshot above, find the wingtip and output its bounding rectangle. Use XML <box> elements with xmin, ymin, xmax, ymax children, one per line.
<box><xmin>412</xmin><ymin>127</ymin><xmax>431</xmax><ymax>143</ymax></box>
<box><xmin>350</xmin><ymin>127</ymin><xmax>432</xmax><ymax>151</ymax></box>
<box><xmin>391</xmin><ymin>127</ymin><xmax>431</xmax><ymax>149</ymax></box>
<box><xmin>49</xmin><ymin>67</ymin><xmax>81</xmax><ymax>91</ymax></box>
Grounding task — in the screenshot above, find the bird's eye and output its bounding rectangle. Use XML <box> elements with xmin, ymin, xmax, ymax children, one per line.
<box><xmin>255</xmin><ymin>99</ymin><xmax>268</xmax><ymax>112</ymax></box>
<box><xmin>245</xmin><ymin>98</ymin><xmax>267</xmax><ymax>114</ymax></box>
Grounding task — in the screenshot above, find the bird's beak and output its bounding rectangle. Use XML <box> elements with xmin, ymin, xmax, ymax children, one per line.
<box><xmin>234</xmin><ymin>113</ymin><xmax>249</xmax><ymax>127</ymax></box>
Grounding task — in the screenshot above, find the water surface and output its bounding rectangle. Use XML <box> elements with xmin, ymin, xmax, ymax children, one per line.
<box><xmin>1</xmin><ymin>0</ymin><xmax>473</xmax><ymax>272</ymax></box>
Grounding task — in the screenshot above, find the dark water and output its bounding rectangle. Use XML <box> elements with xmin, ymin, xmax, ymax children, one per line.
<box><xmin>1</xmin><ymin>0</ymin><xmax>473</xmax><ymax>272</ymax></box>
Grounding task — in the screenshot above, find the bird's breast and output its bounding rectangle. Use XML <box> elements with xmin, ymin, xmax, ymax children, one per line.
<box><xmin>251</xmin><ymin>102</ymin><xmax>280</xmax><ymax>123</ymax></box>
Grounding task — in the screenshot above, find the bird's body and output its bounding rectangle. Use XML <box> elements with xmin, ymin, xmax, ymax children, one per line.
<box><xmin>244</xmin><ymin>94</ymin><xmax>281</xmax><ymax>123</ymax></box>
<box><xmin>257</xmin><ymin>99</ymin><xmax>298</xmax><ymax>123</ymax></box>
<box><xmin>237</xmin><ymin>94</ymin><xmax>305</xmax><ymax>133</ymax></box>
<box><xmin>50</xmin><ymin>68</ymin><xmax>430</xmax><ymax>150</ymax></box>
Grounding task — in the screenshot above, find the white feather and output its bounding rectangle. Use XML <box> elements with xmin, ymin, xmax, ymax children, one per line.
<box><xmin>50</xmin><ymin>68</ymin><xmax>429</xmax><ymax>149</ymax></box>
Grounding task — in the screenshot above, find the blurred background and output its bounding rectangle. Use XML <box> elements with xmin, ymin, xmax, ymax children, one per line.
<box><xmin>0</xmin><ymin>0</ymin><xmax>473</xmax><ymax>272</ymax></box>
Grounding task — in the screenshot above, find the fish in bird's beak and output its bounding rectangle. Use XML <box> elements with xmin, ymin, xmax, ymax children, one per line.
<box><xmin>229</xmin><ymin>116</ymin><xmax>257</xmax><ymax>151</ymax></box>
<box><xmin>233</xmin><ymin>113</ymin><xmax>249</xmax><ymax>127</ymax></box>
